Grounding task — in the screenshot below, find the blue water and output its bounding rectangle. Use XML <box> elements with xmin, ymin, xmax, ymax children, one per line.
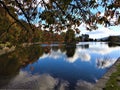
<box><xmin>0</xmin><ymin>42</ymin><xmax>120</xmax><ymax>90</ymax></box>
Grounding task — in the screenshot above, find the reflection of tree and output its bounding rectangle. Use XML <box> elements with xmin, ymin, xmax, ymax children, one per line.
<box><xmin>42</xmin><ymin>44</ymin><xmax>66</xmax><ymax>53</ymax></box>
<box><xmin>12</xmin><ymin>45</ymin><xmax>44</xmax><ymax>65</ymax></box>
<box><xmin>81</xmin><ymin>44</ymin><xmax>89</xmax><ymax>49</ymax></box>
<box><xmin>43</xmin><ymin>46</ymin><xmax>51</xmax><ymax>54</ymax></box>
<box><xmin>0</xmin><ymin>45</ymin><xmax>45</xmax><ymax>74</ymax></box>
<box><xmin>0</xmin><ymin>45</ymin><xmax>44</xmax><ymax>88</ymax></box>
<box><xmin>65</xmin><ymin>45</ymin><xmax>76</xmax><ymax>58</ymax></box>
<box><xmin>0</xmin><ymin>53</ymin><xmax>20</xmax><ymax>88</ymax></box>
<box><xmin>59</xmin><ymin>45</ymin><xmax>66</xmax><ymax>53</ymax></box>
<box><xmin>0</xmin><ymin>44</ymin><xmax>77</xmax><ymax>87</ymax></box>
<box><xmin>108</xmin><ymin>42</ymin><xmax>120</xmax><ymax>47</ymax></box>
<box><xmin>0</xmin><ymin>53</ymin><xmax>20</xmax><ymax>76</ymax></box>
<box><xmin>52</xmin><ymin>46</ymin><xmax>59</xmax><ymax>52</ymax></box>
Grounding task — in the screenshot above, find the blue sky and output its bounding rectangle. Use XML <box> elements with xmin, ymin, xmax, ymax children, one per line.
<box><xmin>78</xmin><ymin>24</ymin><xmax>120</xmax><ymax>39</ymax></box>
<box><xmin>78</xmin><ymin>6</ymin><xmax>120</xmax><ymax>39</ymax></box>
<box><xmin>77</xmin><ymin>0</ymin><xmax>120</xmax><ymax>39</ymax></box>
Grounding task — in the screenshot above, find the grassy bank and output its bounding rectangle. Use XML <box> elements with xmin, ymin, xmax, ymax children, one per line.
<box><xmin>104</xmin><ymin>63</ymin><xmax>120</xmax><ymax>90</ymax></box>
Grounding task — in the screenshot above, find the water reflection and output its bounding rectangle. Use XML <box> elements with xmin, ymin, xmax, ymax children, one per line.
<box><xmin>75</xmin><ymin>80</ymin><xmax>94</xmax><ymax>90</ymax></box>
<box><xmin>0</xmin><ymin>45</ymin><xmax>43</xmax><ymax>88</ymax></box>
<box><xmin>2</xmin><ymin>72</ymin><xmax>59</xmax><ymax>89</ymax></box>
<box><xmin>1</xmin><ymin>70</ymin><xmax>94</xmax><ymax>90</ymax></box>
<box><xmin>0</xmin><ymin>42</ymin><xmax>120</xmax><ymax>89</ymax></box>
<box><xmin>65</xmin><ymin>45</ymin><xmax>76</xmax><ymax>58</ymax></box>
<box><xmin>66</xmin><ymin>49</ymin><xmax>91</xmax><ymax>63</ymax></box>
<box><xmin>96</xmin><ymin>57</ymin><xmax>116</xmax><ymax>69</ymax></box>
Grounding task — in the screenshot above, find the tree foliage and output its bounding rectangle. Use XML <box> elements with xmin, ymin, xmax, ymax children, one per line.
<box><xmin>1</xmin><ymin>0</ymin><xmax>120</xmax><ymax>30</ymax></box>
<box><xmin>0</xmin><ymin>0</ymin><xmax>120</xmax><ymax>44</ymax></box>
<box><xmin>65</xmin><ymin>29</ymin><xmax>76</xmax><ymax>44</ymax></box>
<box><xmin>0</xmin><ymin>6</ymin><xmax>66</xmax><ymax>45</ymax></box>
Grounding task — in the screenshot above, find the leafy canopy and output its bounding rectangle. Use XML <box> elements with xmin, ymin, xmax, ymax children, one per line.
<box><xmin>0</xmin><ymin>0</ymin><xmax>120</xmax><ymax>32</ymax></box>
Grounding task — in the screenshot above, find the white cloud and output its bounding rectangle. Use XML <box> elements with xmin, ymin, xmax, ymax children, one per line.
<box><xmin>78</xmin><ymin>23</ymin><xmax>120</xmax><ymax>39</ymax></box>
<box><xmin>87</xmin><ymin>26</ymin><xmax>120</xmax><ymax>39</ymax></box>
<box><xmin>96</xmin><ymin>58</ymin><xmax>116</xmax><ymax>69</ymax></box>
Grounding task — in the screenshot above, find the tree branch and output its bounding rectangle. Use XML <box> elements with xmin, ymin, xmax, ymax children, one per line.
<box><xmin>53</xmin><ymin>1</ymin><xmax>65</xmax><ymax>15</ymax></box>
<box><xmin>14</xmin><ymin>0</ymin><xmax>34</xmax><ymax>31</ymax></box>
<box><xmin>0</xmin><ymin>1</ymin><xmax>28</xmax><ymax>32</ymax></box>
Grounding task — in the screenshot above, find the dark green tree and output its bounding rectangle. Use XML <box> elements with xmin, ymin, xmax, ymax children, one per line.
<box><xmin>65</xmin><ymin>29</ymin><xmax>76</xmax><ymax>44</ymax></box>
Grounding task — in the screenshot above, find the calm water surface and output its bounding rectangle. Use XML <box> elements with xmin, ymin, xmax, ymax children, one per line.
<box><xmin>0</xmin><ymin>42</ymin><xmax>120</xmax><ymax>90</ymax></box>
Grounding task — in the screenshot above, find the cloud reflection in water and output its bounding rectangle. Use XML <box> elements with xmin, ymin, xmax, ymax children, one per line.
<box><xmin>2</xmin><ymin>71</ymin><xmax>59</xmax><ymax>89</ymax></box>
<box><xmin>96</xmin><ymin>58</ymin><xmax>116</xmax><ymax>69</ymax></box>
<box><xmin>2</xmin><ymin>71</ymin><xmax>94</xmax><ymax>90</ymax></box>
<box><xmin>38</xmin><ymin>42</ymin><xmax>120</xmax><ymax>72</ymax></box>
<box><xmin>39</xmin><ymin>47</ymin><xmax>91</xmax><ymax>63</ymax></box>
<box><xmin>1</xmin><ymin>42</ymin><xmax>120</xmax><ymax>90</ymax></box>
<box><xmin>67</xmin><ymin>50</ymin><xmax>91</xmax><ymax>63</ymax></box>
<box><xmin>75</xmin><ymin>80</ymin><xmax>94</xmax><ymax>90</ymax></box>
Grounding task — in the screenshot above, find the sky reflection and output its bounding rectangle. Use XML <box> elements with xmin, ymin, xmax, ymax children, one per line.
<box><xmin>0</xmin><ymin>42</ymin><xmax>120</xmax><ymax>90</ymax></box>
<box><xmin>20</xmin><ymin>42</ymin><xmax>120</xmax><ymax>89</ymax></box>
<box><xmin>38</xmin><ymin>42</ymin><xmax>120</xmax><ymax>63</ymax></box>
<box><xmin>2</xmin><ymin>71</ymin><xmax>95</xmax><ymax>90</ymax></box>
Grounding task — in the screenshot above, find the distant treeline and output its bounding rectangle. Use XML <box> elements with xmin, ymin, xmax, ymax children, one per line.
<box><xmin>108</xmin><ymin>36</ymin><xmax>120</xmax><ymax>42</ymax></box>
<box><xmin>100</xmin><ymin>36</ymin><xmax>120</xmax><ymax>42</ymax></box>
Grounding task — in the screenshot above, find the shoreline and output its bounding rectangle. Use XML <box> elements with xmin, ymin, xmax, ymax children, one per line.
<box><xmin>93</xmin><ymin>57</ymin><xmax>120</xmax><ymax>90</ymax></box>
<box><xmin>0</xmin><ymin>42</ymin><xmax>62</xmax><ymax>56</ymax></box>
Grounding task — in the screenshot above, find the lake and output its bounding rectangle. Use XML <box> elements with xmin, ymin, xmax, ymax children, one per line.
<box><xmin>0</xmin><ymin>42</ymin><xmax>120</xmax><ymax>90</ymax></box>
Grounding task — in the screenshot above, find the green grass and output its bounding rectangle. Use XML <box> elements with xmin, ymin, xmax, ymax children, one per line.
<box><xmin>104</xmin><ymin>64</ymin><xmax>120</xmax><ymax>90</ymax></box>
